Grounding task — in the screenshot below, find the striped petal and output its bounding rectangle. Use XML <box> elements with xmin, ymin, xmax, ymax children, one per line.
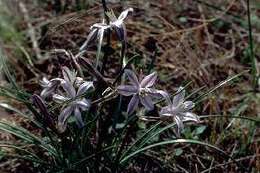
<box><xmin>140</xmin><ymin>95</ymin><xmax>154</xmax><ymax>111</ymax></box>
<box><xmin>117</xmin><ymin>85</ymin><xmax>138</xmax><ymax>96</ymax></box>
<box><xmin>77</xmin><ymin>81</ymin><xmax>94</xmax><ymax>96</ymax></box>
<box><xmin>74</xmin><ymin>107</ymin><xmax>84</xmax><ymax>128</ymax></box>
<box><xmin>172</xmin><ymin>87</ymin><xmax>185</xmax><ymax>107</ymax></box>
<box><xmin>140</xmin><ymin>72</ymin><xmax>157</xmax><ymax>88</ymax></box>
<box><xmin>58</xmin><ymin>106</ymin><xmax>73</xmax><ymax>132</ymax></box>
<box><xmin>125</xmin><ymin>70</ymin><xmax>139</xmax><ymax>88</ymax></box>
<box><xmin>127</xmin><ymin>95</ymin><xmax>139</xmax><ymax>115</ymax></box>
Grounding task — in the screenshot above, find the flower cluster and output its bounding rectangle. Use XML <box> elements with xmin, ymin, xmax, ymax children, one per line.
<box><xmin>40</xmin><ymin>67</ymin><xmax>94</xmax><ymax>132</ymax></box>
<box><xmin>37</xmin><ymin>7</ymin><xmax>199</xmax><ymax>135</ymax></box>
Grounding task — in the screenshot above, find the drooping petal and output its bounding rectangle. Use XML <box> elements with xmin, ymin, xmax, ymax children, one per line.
<box><xmin>172</xmin><ymin>87</ymin><xmax>185</xmax><ymax>107</ymax></box>
<box><xmin>76</xmin><ymin>98</ymin><xmax>90</xmax><ymax>111</ymax></box>
<box><xmin>125</xmin><ymin>69</ymin><xmax>139</xmax><ymax>87</ymax></box>
<box><xmin>140</xmin><ymin>71</ymin><xmax>157</xmax><ymax>88</ymax></box>
<box><xmin>74</xmin><ymin>107</ymin><xmax>84</xmax><ymax>128</ymax></box>
<box><xmin>140</xmin><ymin>95</ymin><xmax>154</xmax><ymax>111</ymax></box>
<box><xmin>127</xmin><ymin>94</ymin><xmax>139</xmax><ymax>115</ymax></box>
<box><xmin>113</xmin><ymin>24</ymin><xmax>126</xmax><ymax>42</ymax></box>
<box><xmin>118</xmin><ymin>8</ymin><xmax>134</xmax><ymax>21</ymax></box>
<box><xmin>174</xmin><ymin>115</ymin><xmax>184</xmax><ymax>135</ymax></box>
<box><xmin>61</xmin><ymin>81</ymin><xmax>76</xmax><ymax>98</ymax></box>
<box><xmin>58</xmin><ymin>106</ymin><xmax>73</xmax><ymax>132</ymax></box>
<box><xmin>80</xmin><ymin>28</ymin><xmax>98</xmax><ymax>51</ymax></box>
<box><xmin>181</xmin><ymin>112</ymin><xmax>200</xmax><ymax>122</ymax></box>
<box><xmin>52</xmin><ymin>94</ymin><xmax>70</xmax><ymax>103</ymax></box>
<box><xmin>77</xmin><ymin>81</ymin><xmax>94</xmax><ymax>96</ymax></box>
<box><xmin>117</xmin><ymin>85</ymin><xmax>138</xmax><ymax>96</ymax></box>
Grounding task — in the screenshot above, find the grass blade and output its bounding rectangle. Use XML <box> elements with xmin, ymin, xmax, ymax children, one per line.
<box><xmin>120</xmin><ymin>139</ymin><xmax>247</xmax><ymax>171</ymax></box>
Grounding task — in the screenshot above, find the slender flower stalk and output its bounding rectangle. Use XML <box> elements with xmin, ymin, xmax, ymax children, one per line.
<box><xmin>159</xmin><ymin>87</ymin><xmax>200</xmax><ymax>135</ymax></box>
<box><xmin>117</xmin><ymin>69</ymin><xmax>167</xmax><ymax>115</ymax></box>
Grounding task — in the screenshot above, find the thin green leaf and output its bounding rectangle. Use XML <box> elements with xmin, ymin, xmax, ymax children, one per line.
<box><xmin>194</xmin><ymin>70</ymin><xmax>249</xmax><ymax>104</ymax></box>
<box><xmin>120</xmin><ymin>121</ymin><xmax>162</xmax><ymax>160</ymax></box>
<box><xmin>120</xmin><ymin>139</ymin><xmax>246</xmax><ymax>171</ymax></box>
<box><xmin>0</xmin><ymin>102</ymin><xmax>41</xmax><ymax>127</ymax></box>
<box><xmin>0</xmin><ymin>121</ymin><xmax>58</xmax><ymax>157</ymax></box>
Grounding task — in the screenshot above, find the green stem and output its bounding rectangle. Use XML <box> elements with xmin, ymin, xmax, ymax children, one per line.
<box><xmin>247</xmin><ymin>0</ymin><xmax>258</xmax><ymax>91</ymax></box>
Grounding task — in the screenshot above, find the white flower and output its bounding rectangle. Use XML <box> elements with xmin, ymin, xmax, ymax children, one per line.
<box><xmin>159</xmin><ymin>87</ymin><xmax>200</xmax><ymax>135</ymax></box>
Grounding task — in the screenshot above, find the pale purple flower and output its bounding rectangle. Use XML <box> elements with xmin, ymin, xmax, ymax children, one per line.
<box><xmin>117</xmin><ymin>70</ymin><xmax>167</xmax><ymax>115</ymax></box>
<box><xmin>40</xmin><ymin>66</ymin><xmax>94</xmax><ymax>132</ymax></box>
<box><xmin>54</xmin><ymin>80</ymin><xmax>94</xmax><ymax>132</ymax></box>
<box><xmin>159</xmin><ymin>87</ymin><xmax>200</xmax><ymax>135</ymax></box>
<box><xmin>107</xmin><ymin>8</ymin><xmax>133</xmax><ymax>42</ymax></box>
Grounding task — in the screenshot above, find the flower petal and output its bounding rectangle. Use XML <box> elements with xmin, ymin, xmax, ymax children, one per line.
<box><xmin>127</xmin><ymin>95</ymin><xmax>139</xmax><ymax>115</ymax></box>
<box><xmin>140</xmin><ymin>72</ymin><xmax>157</xmax><ymax>88</ymax></box>
<box><xmin>183</xmin><ymin>101</ymin><xmax>195</xmax><ymax>111</ymax></box>
<box><xmin>125</xmin><ymin>69</ymin><xmax>139</xmax><ymax>87</ymax></box>
<box><xmin>159</xmin><ymin>105</ymin><xmax>172</xmax><ymax>116</ymax></box>
<box><xmin>80</xmin><ymin>28</ymin><xmax>98</xmax><ymax>51</ymax></box>
<box><xmin>74</xmin><ymin>107</ymin><xmax>84</xmax><ymax>128</ymax></box>
<box><xmin>172</xmin><ymin>87</ymin><xmax>185</xmax><ymax>107</ymax></box>
<box><xmin>77</xmin><ymin>81</ymin><xmax>94</xmax><ymax>96</ymax></box>
<box><xmin>118</xmin><ymin>8</ymin><xmax>134</xmax><ymax>21</ymax></box>
<box><xmin>61</xmin><ymin>81</ymin><xmax>76</xmax><ymax>98</ymax></box>
<box><xmin>40</xmin><ymin>79</ymin><xmax>62</xmax><ymax>98</ymax></box>
<box><xmin>76</xmin><ymin>99</ymin><xmax>90</xmax><ymax>111</ymax></box>
<box><xmin>181</xmin><ymin>112</ymin><xmax>200</xmax><ymax>122</ymax></box>
<box><xmin>113</xmin><ymin>24</ymin><xmax>126</xmax><ymax>42</ymax></box>
<box><xmin>117</xmin><ymin>85</ymin><xmax>138</xmax><ymax>96</ymax></box>
<box><xmin>40</xmin><ymin>88</ymin><xmax>53</xmax><ymax>98</ymax></box>
<box><xmin>53</xmin><ymin>94</ymin><xmax>69</xmax><ymax>103</ymax></box>
<box><xmin>40</xmin><ymin>77</ymin><xmax>49</xmax><ymax>87</ymax></box>
<box><xmin>58</xmin><ymin>106</ymin><xmax>73</xmax><ymax>132</ymax></box>
<box><xmin>140</xmin><ymin>95</ymin><xmax>154</xmax><ymax>111</ymax></box>
<box><xmin>174</xmin><ymin>116</ymin><xmax>184</xmax><ymax>135</ymax></box>
<box><xmin>62</xmin><ymin>66</ymin><xmax>76</xmax><ymax>84</ymax></box>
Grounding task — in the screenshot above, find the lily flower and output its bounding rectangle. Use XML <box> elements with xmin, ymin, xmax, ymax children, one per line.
<box><xmin>49</xmin><ymin>67</ymin><xmax>94</xmax><ymax>132</ymax></box>
<box><xmin>107</xmin><ymin>8</ymin><xmax>133</xmax><ymax>43</ymax></box>
<box><xmin>53</xmin><ymin>79</ymin><xmax>94</xmax><ymax>132</ymax></box>
<box><xmin>117</xmin><ymin>69</ymin><xmax>167</xmax><ymax>115</ymax></box>
<box><xmin>159</xmin><ymin>87</ymin><xmax>200</xmax><ymax>135</ymax></box>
